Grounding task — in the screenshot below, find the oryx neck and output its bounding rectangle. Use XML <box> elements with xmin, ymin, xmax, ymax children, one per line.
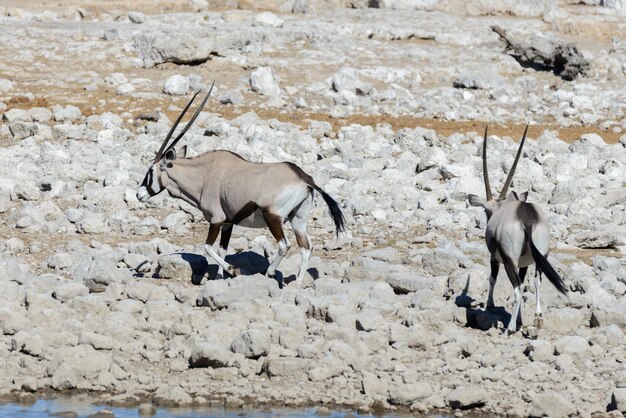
<box><xmin>161</xmin><ymin>160</ymin><xmax>205</xmax><ymax>208</ymax></box>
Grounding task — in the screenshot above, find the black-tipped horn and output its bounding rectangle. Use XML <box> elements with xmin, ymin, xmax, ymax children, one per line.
<box><xmin>153</xmin><ymin>90</ymin><xmax>202</xmax><ymax>163</ymax></box>
<box><xmin>163</xmin><ymin>81</ymin><xmax>215</xmax><ymax>156</ymax></box>
<box><xmin>499</xmin><ymin>123</ymin><xmax>529</xmax><ymax>200</ymax></box>
<box><xmin>482</xmin><ymin>126</ymin><xmax>493</xmax><ymax>201</ymax></box>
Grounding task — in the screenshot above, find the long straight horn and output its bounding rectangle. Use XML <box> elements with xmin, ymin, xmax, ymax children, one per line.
<box><xmin>482</xmin><ymin>126</ymin><xmax>493</xmax><ymax>201</ymax></box>
<box><xmin>498</xmin><ymin>123</ymin><xmax>529</xmax><ymax>200</ymax></box>
<box><xmin>153</xmin><ymin>90</ymin><xmax>202</xmax><ymax>163</ymax></box>
<box><xmin>163</xmin><ymin>81</ymin><xmax>215</xmax><ymax>155</ymax></box>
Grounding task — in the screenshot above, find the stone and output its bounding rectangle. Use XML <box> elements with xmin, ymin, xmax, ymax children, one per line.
<box><xmin>128</xmin><ymin>11</ymin><xmax>145</xmax><ymax>23</ymax></box>
<box><xmin>153</xmin><ymin>386</ymin><xmax>192</xmax><ymax>406</ymax></box>
<box><xmin>51</xmin><ymin>362</ymin><xmax>79</xmax><ymax>390</ymax></box>
<box><xmin>361</xmin><ymin>372</ymin><xmax>388</xmax><ymax>397</ymax></box>
<box><xmin>331</xmin><ymin>67</ymin><xmax>372</xmax><ymax>96</ymax></box>
<box><xmin>0</xmin><ymin>307</ymin><xmax>29</xmax><ymax>335</ymax></box>
<box><xmin>253</xmin><ymin>12</ymin><xmax>284</xmax><ymax>28</ymax></box>
<box><xmin>529</xmin><ymin>391</ymin><xmax>576</xmax><ymax>418</ymax></box>
<box><xmin>72</xmin><ymin>259</ymin><xmax>130</xmax><ymax>293</ymax></box>
<box><xmin>554</xmin><ymin>336</ymin><xmax>590</xmax><ymax>359</ymax></box>
<box><xmin>250</xmin><ymin>67</ymin><xmax>280</xmax><ymax>96</ymax></box>
<box><xmin>79</xmin><ymin>332</ymin><xmax>115</xmax><ymax>350</ymax></box>
<box><xmin>356</xmin><ymin>309</ymin><xmax>385</xmax><ymax>331</ymax></box>
<box><xmin>526</xmin><ymin>340</ymin><xmax>554</xmax><ymax>362</ymax></box>
<box><xmin>446</xmin><ymin>387</ymin><xmax>487</xmax><ymax>409</ymax></box>
<box><xmin>388</xmin><ymin>382</ymin><xmax>433</xmax><ymax>405</ymax></box>
<box><xmin>3</xmin><ymin>108</ymin><xmax>27</xmax><ymax>122</ymax></box>
<box><xmin>9</xmin><ymin>122</ymin><xmax>38</xmax><ymax>139</ymax></box>
<box><xmin>163</xmin><ymin>75</ymin><xmax>189</xmax><ymax>96</ymax></box>
<box><xmin>0</xmin><ymin>258</ymin><xmax>31</xmax><ymax>284</ymax></box>
<box><xmin>231</xmin><ymin>329</ymin><xmax>270</xmax><ymax>359</ymax></box>
<box><xmin>133</xmin><ymin>30</ymin><xmax>239</xmax><ymax>67</ymax></box>
<box><xmin>219</xmin><ymin>89</ymin><xmax>244</xmax><ymax>105</ymax></box>
<box><xmin>156</xmin><ymin>253</ymin><xmax>208</xmax><ymax>280</ymax></box>
<box><xmin>386</xmin><ymin>273</ymin><xmax>432</xmax><ymax>293</ymax></box>
<box><xmin>54</xmin><ymin>105</ymin><xmax>81</xmax><ymax>122</ymax></box>
<box><xmin>264</xmin><ymin>357</ymin><xmax>310</xmax><ymax>378</ymax></box>
<box><xmin>591</xmin><ymin>304</ymin><xmax>626</xmax><ymax>330</ymax></box>
<box><xmin>189</xmin><ymin>343</ymin><xmax>231</xmax><ymax>368</ymax></box>
<box><xmin>453</xmin><ymin>72</ymin><xmax>502</xmax><ymax>89</ymax></box>
<box><xmin>52</xmin><ymin>282</ymin><xmax>89</xmax><ymax>303</ymax></box>
<box><xmin>543</xmin><ymin>308</ymin><xmax>586</xmax><ymax>334</ymax></box>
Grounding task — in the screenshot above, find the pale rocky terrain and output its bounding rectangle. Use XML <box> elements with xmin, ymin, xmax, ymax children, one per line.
<box><xmin>0</xmin><ymin>0</ymin><xmax>625</xmax><ymax>416</ymax></box>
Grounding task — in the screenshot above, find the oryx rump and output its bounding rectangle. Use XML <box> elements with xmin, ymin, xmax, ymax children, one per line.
<box><xmin>138</xmin><ymin>86</ymin><xmax>346</xmax><ymax>283</ymax></box>
<box><xmin>468</xmin><ymin>125</ymin><xmax>566</xmax><ymax>335</ymax></box>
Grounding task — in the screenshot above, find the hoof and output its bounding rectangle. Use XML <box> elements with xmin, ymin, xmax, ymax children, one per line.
<box><xmin>533</xmin><ymin>315</ymin><xmax>544</xmax><ymax>329</ymax></box>
<box><xmin>225</xmin><ymin>267</ymin><xmax>239</xmax><ymax>277</ymax></box>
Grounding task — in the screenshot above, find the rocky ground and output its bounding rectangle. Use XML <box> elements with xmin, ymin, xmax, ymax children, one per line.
<box><xmin>0</xmin><ymin>0</ymin><xmax>625</xmax><ymax>416</ymax></box>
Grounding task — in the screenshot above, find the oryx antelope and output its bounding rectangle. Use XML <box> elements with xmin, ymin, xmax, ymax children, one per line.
<box><xmin>137</xmin><ymin>87</ymin><xmax>346</xmax><ymax>283</ymax></box>
<box><xmin>467</xmin><ymin>125</ymin><xmax>567</xmax><ymax>335</ymax></box>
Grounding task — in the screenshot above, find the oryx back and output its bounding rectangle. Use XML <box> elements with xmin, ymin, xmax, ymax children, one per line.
<box><xmin>177</xmin><ymin>151</ymin><xmax>312</xmax><ymax>227</ymax></box>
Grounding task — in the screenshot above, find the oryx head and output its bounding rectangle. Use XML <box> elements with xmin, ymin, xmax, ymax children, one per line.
<box><xmin>137</xmin><ymin>83</ymin><xmax>214</xmax><ymax>203</ymax></box>
<box><xmin>468</xmin><ymin>124</ymin><xmax>528</xmax><ymax>220</ymax></box>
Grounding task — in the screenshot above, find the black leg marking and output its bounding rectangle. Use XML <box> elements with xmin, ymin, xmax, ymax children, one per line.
<box><xmin>220</xmin><ymin>224</ymin><xmax>233</xmax><ymax>252</ymax></box>
<box><xmin>519</xmin><ymin>266</ymin><xmax>528</xmax><ymax>284</ymax></box>
<box><xmin>263</xmin><ymin>212</ymin><xmax>285</xmax><ymax>243</ymax></box>
<box><xmin>490</xmin><ymin>257</ymin><xmax>500</xmax><ymax>281</ymax></box>
<box><xmin>206</xmin><ymin>223</ymin><xmax>221</xmax><ymax>246</ymax></box>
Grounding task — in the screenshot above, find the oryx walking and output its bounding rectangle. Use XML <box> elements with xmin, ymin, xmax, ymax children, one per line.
<box><xmin>137</xmin><ymin>87</ymin><xmax>346</xmax><ymax>283</ymax></box>
<box><xmin>467</xmin><ymin>125</ymin><xmax>567</xmax><ymax>335</ymax></box>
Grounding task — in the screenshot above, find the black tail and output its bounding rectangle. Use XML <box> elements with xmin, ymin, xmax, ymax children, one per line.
<box><xmin>526</xmin><ymin>230</ymin><xmax>567</xmax><ymax>294</ymax></box>
<box><xmin>286</xmin><ymin>162</ymin><xmax>346</xmax><ymax>237</ymax></box>
<box><xmin>315</xmin><ymin>186</ymin><xmax>346</xmax><ymax>237</ymax></box>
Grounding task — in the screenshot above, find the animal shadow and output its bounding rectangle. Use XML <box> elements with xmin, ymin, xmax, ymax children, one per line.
<box><xmin>279</xmin><ymin>267</ymin><xmax>320</xmax><ymax>288</ymax></box>
<box><xmin>224</xmin><ymin>251</ymin><xmax>269</xmax><ymax>277</ymax></box>
<box><xmin>453</xmin><ymin>274</ymin><xmax>512</xmax><ymax>332</ymax></box>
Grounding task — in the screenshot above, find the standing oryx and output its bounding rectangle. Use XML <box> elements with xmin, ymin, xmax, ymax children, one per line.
<box><xmin>467</xmin><ymin>125</ymin><xmax>567</xmax><ymax>335</ymax></box>
<box><xmin>137</xmin><ymin>86</ymin><xmax>346</xmax><ymax>284</ymax></box>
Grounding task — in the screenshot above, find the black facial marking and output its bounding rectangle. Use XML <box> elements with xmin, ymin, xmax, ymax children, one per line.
<box><xmin>141</xmin><ymin>167</ymin><xmax>160</xmax><ymax>196</ymax></box>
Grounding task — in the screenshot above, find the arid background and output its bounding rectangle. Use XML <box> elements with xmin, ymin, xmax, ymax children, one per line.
<box><xmin>0</xmin><ymin>0</ymin><xmax>625</xmax><ymax>416</ymax></box>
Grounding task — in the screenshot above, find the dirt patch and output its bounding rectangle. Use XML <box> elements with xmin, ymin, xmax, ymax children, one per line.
<box><xmin>4</xmin><ymin>94</ymin><xmax>622</xmax><ymax>144</ymax></box>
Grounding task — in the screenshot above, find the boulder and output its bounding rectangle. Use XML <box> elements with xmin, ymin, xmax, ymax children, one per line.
<box><xmin>189</xmin><ymin>343</ymin><xmax>231</xmax><ymax>368</ymax></box>
<box><xmin>231</xmin><ymin>329</ymin><xmax>270</xmax><ymax>359</ymax></box>
<box><xmin>446</xmin><ymin>386</ymin><xmax>487</xmax><ymax>409</ymax></box>
<box><xmin>529</xmin><ymin>391</ymin><xmax>576</xmax><ymax>417</ymax></box>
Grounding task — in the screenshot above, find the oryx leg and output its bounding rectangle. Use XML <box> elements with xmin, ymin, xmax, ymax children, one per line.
<box><xmin>517</xmin><ymin>267</ymin><xmax>528</xmax><ymax>327</ymax></box>
<box><xmin>263</xmin><ymin>212</ymin><xmax>290</xmax><ymax>279</ymax></box>
<box><xmin>503</xmin><ymin>260</ymin><xmax>523</xmax><ymax>336</ymax></box>
<box><xmin>216</xmin><ymin>224</ymin><xmax>234</xmax><ymax>278</ymax></box>
<box><xmin>533</xmin><ymin>269</ymin><xmax>544</xmax><ymax>328</ymax></box>
<box><xmin>204</xmin><ymin>223</ymin><xmax>237</xmax><ymax>277</ymax></box>
<box><xmin>486</xmin><ymin>257</ymin><xmax>499</xmax><ymax>309</ymax></box>
<box><xmin>290</xmin><ymin>196</ymin><xmax>313</xmax><ymax>283</ymax></box>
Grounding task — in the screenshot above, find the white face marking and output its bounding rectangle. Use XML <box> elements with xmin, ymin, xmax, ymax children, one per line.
<box><xmin>137</xmin><ymin>165</ymin><xmax>162</xmax><ymax>202</ymax></box>
<box><xmin>137</xmin><ymin>186</ymin><xmax>150</xmax><ymax>202</ymax></box>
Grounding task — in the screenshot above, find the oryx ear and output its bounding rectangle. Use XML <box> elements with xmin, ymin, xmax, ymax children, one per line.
<box><xmin>518</xmin><ymin>191</ymin><xmax>528</xmax><ymax>202</ymax></box>
<box><xmin>468</xmin><ymin>194</ymin><xmax>486</xmax><ymax>208</ymax></box>
<box><xmin>164</xmin><ymin>148</ymin><xmax>177</xmax><ymax>162</ymax></box>
<box><xmin>178</xmin><ymin>145</ymin><xmax>188</xmax><ymax>159</ymax></box>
